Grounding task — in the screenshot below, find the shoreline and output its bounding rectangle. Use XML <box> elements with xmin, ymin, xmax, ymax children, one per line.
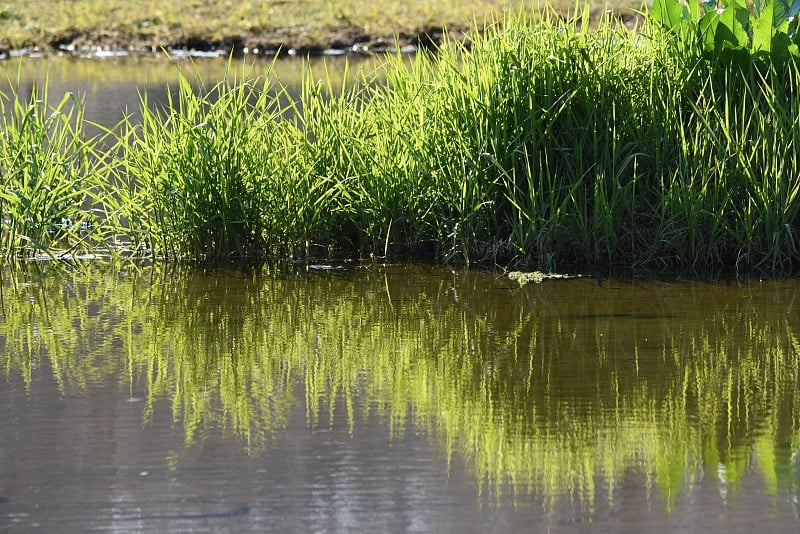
<box><xmin>0</xmin><ymin>27</ymin><xmax>448</xmax><ymax>61</ymax></box>
<box><xmin>0</xmin><ymin>9</ymin><xmax>641</xmax><ymax>60</ymax></box>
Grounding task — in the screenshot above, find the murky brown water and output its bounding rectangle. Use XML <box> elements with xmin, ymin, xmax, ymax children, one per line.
<box><xmin>1</xmin><ymin>262</ymin><xmax>799</xmax><ymax>532</ymax></box>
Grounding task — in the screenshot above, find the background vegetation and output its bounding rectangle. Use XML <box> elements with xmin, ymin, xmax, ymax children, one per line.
<box><xmin>0</xmin><ymin>0</ymin><xmax>639</xmax><ymax>53</ymax></box>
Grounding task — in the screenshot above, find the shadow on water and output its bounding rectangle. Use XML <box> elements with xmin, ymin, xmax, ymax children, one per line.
<box><xmin>561</xmin><ymin>312</ymin><xmax>677</xmax><ymax>320</ymax></box>
<box><xmin>1</xmin><ymin>261</ymin><xmax>800</xmax><ymax>530</ymax></box>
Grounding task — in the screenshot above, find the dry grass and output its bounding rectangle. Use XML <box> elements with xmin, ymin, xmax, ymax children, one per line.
<box><xmin>1</xmin><ymin>0</ymin><xmax>642</xmax><ymax>52</ymax></box>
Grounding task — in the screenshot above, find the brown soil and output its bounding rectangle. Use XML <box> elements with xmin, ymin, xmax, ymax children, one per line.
<box><xmin>9</xmin><ymin>24</ymin><xmax>469</xmax><ymax>57</ymax></box>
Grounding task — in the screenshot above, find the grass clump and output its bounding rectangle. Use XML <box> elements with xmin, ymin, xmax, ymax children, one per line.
<box><xmin>0</xmin><ymin>77</ymin><xmax>111</xmax><ymax>259</ymax></box>
<box><xmin>5</xmin><ymin>9</ymin><xmax>800</xmax><ymax>273</ymax></box>
<box><xmin>117</xmin><ymin>65</ymin><xmax>294</xmax><ymax>259</ymax></box>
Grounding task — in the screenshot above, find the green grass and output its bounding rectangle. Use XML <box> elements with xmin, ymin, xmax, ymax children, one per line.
<box><xmin>0</xmin><ymin>74</ymin><xmax>112</xmax><ymax>259</ymax></box>
<box><xmin>4</xmin><ymin>10</ymin><xmax>800</xmax><ymax>272</ymax></box>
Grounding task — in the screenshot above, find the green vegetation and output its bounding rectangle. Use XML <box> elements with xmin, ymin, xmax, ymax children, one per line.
<box><xmin>0</xmin><ymin>77</ymin><xmax>110</xmax><ymax>258</ymax></box>
<box><xmin>3</xmin><ymin>263</ymin><xmax>800</xmax><ymax>512</ymax></box>
<box><xmin>653</xmin><ymin>0</ymin><xmax>800</xmax><ymax>62</ymax></box>
<box><xmin>3</xmin><ymin>10</ymin><xmax>800</xmax><ymax>271</ymax></box>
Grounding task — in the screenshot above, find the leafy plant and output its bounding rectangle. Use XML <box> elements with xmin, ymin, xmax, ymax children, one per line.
<box><xmin>652</xmin><ymin>0</ymin><xmax>800</xmax><ymax>62</ymax></box>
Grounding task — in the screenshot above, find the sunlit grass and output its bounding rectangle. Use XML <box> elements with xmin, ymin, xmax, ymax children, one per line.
<box><xmin>116</xmin><ymin>63</ymin><xmax>297</xmax><ymax>258</ymax></box>
<box><xmin>0</xmin><ymin>75</ymin><xmax>114</xmax><ymax>259</ymax></box>
<box><xmin>3</xmin><ymin>12</ymin><xmax>800</xmax><ymax>271</ymax></box>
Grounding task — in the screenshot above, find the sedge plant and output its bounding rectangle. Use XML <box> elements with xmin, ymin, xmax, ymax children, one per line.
<box><xmin>1</xmin><ymin>9</ymin><xmax>800</xmax><ymax>272</ymax></box>
<box><xmin>115</xmin><ymin>62</ymin><xmax>305</xmax><ymax>260</ymax></box>
<box><xmin>0</xmin><ymin>76</ymin><xmax>109</xmax><ymax>260</ymax></box>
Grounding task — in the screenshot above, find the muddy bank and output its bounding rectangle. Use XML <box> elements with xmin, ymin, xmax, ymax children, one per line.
<box><xmin>1</xmin><ymin>10</ymin><xmax>641</xmax><ymax>59</ymax></box>
<box><xmin>1</xmin><ymin>24</ymin><xmax>467</xmax><ymax>59</ymax></box>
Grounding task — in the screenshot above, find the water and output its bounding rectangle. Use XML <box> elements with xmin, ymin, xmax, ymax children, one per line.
<box><xmin>1</xmin><ymin>262</ymin><xmax>799</xmax><ymax>532</ymax></box>
<box><xmin>0</xmin><ymin>54</ymin><xmax>368</xmax><ymax>129</ymax></box>
<box><xmin>0</xmin><ymin>54</ymin><xmax>799</xmax><ymax>532</ymax></box>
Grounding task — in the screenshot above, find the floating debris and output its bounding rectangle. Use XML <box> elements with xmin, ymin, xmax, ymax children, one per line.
<box><xmin>309</xmin><ymin>264</ymin><xmax>345</xmax><ymax>271</ymax></box>
<box><xmin>507</xmin><ymin>271</ymin><xmax>579</xmax><ymax>286</ymax></box>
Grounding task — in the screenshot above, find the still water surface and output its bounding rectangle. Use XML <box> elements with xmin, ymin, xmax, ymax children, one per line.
<box><xmin>1</xmin><ymin>263</ymin><xmax>799</xmax><ymax>531</ymax></box>
<box><xmin>0</xmin><ymin>55</ymin><xmax>365</xmax><ymax>130</ymax></box>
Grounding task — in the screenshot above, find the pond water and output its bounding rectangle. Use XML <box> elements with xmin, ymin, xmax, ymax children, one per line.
<box><xmin>1</xmin><ymin>55</ymin><xmax>800</xmax><ymax>531</ymax></box>
<box><xmin>0</xmin><ymin>54</ymin><xmax>365</xmax><ymax>130</ymax></box>
<box><xmin>1</xmin><ymin>262</ymin><xmax>799</xmax><ymax>531</ymax></box>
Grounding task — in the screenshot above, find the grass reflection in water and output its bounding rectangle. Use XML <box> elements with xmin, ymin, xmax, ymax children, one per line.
<box><xmin>1</xmin><ymin>263</ymin><xmax>799</xmax><ymax>513</ymax></box>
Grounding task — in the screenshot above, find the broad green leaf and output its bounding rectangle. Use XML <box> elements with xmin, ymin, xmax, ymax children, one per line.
<box><xmin>771</xmin><ymin>32</ymin><xmax>794</xmax><ymax>58</ymax></box>
<box><xmin>715</xmin><ymin>4</ymin><xmax>751</xmax><ymax>49</ymax></box>
<box><xmin>687</xmin><ymin>0</ymin><xmax>701</xmax><ymax>20</ymax></box>
<box><xmin>653</xmin><ymin>0</ymin><xmax>688</xmax><ymax>29</ymax></box>
<box><xmin>752</xmin><ymin>0</ymin><xmax>775</xmax><ymax>53</ymax></box>
<box><xmin>699</xmin><ymin>10</ymin><xmax>722</xmax><ymax>52</ymax></box>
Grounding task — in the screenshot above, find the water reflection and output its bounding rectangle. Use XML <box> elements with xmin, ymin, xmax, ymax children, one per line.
<box><xmin>0</xmin><ymin>55</ymin><xmax>371</xmax><ymax>129</ymax></box>
<box><xmin>1</xmin><ymin>264</ymin><xmax>800</xmax><ymax>525</ymax></box>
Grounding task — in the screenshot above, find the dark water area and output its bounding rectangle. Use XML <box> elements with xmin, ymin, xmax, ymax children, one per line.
<box><xmin>1</xmin><ymin>262</ymin><xmax>799</xmax><ymax>532</ymax></box>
